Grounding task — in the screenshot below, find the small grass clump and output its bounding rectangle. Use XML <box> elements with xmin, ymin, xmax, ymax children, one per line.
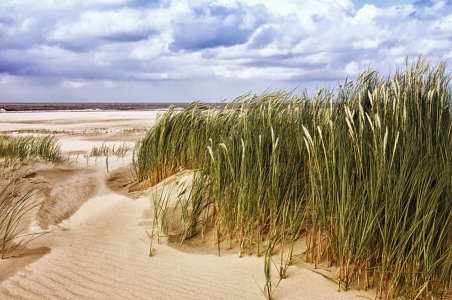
<box><xmin>88</xmin><ymin>141</ymin><xmax>133</xmax><ymax>158</ymax></box>
<box><xmin>136</xmin><ymin>58</ymin><xmax>452</xmax><ymax>299</ymax></box>
<box><xmin>87</xmin><ymin>141</ymin><xmax>134</xmax><ymax>179</ymax></box>
<box><xmin>0</xmin><ymin>180</ymin><xmax>46</xmax><ymax>259</ymax></box>
<box><xmin>0</xmin><ymin>135</ymin><xmax>64</xmax><ymax>179</ymax></box>
<box><xmin>0</xmin><ymin>135</ymin><xmax>62</xmax><ymax>258</ymax></box>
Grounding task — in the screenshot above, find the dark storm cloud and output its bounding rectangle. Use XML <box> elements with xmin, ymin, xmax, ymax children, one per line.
<box><xmin>170</xmin><ymin>4</ymin><xmax>270</xmax><ymax>51</ymax></box>
<box><xmin>170</xmin><ymin>4</ymin><xmax>268</xmax><ymax>51</ymax></box>
<box><xmin>248</xmin><ymin>27</ymin><xmax>275</xmax><ymax>49</ymax></box>
<box><xmin>170</xmin><ymin>26</ymin><xmax>252</xmax><ymax>51</ymax></box>
<box><xmin>0</xmin><ymin>16</ymin><xmax>15</xmax><ymax>26</ymax></box>
<box><xmin>49</xmin><ymin>30</ymin><xmax>155</xmax><ymax>53</ymax></box>
<box><xmin>127</xmin><ymin>0</ymin><xmax>168</xmax><ymax>9</ymax></box>
<box><xmin>0</xmin><ymin>59</ymin><xmax>30</xmax><ymax>75</ymax></box>
<box><xmin>104</xmin><ymin>31</ymin><xmax>155</xmax><ymax>43</ymax></box>
<box><xmin>311</xmin><ymin>14</ymin><xmax>324</xmax><ymax>23</ymax></box>
<box><xmin>413</xmin><ymin>0</ymin><xmax>435</xmax><ymax>7</ymax></box>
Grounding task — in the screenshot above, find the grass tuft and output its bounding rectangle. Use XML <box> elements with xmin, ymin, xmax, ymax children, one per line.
<box><xmin>0</xmin><ymin>180</ymin><xmax>47</xmax><ymax>259</ymax></box>
<box><xmin>0</xmin><ymin>135</ymin><xmax>64</xmax><ymax>180</ymax></box>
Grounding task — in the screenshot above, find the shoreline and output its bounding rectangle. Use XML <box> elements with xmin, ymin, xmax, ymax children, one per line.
<box><xmin>0</xmin><ymin>102</ymin><xmax>222</xmax><ymax>113</ymax></box>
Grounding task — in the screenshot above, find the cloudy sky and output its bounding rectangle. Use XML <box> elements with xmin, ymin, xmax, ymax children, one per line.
<box><xmin>0</xmin><ymin>0</ymin><xmax>451</xmax><ymax>103</ymax></box>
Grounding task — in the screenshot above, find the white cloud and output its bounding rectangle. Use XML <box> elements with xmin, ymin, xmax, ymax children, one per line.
<box><xmin>213</xmin><ymin>65</ymin><xmax>304</xmax><ymax>80</ymax></box>
<box><xmin>103</xmin><ymin>80</ymin><xmax>117</xmax><ymax>88</ymax></box>
<box><xmin>345</xmin><ymin>61</ymin><xmax>360</xmax><ymax>76</ymax></box>
<box><xmin>436</xmin><ymin>14</ymin><xmax>452</xmax><ymax>31</ymax></box>
<box><xmin>134</xmin><ymin>72</ymin><xmax>169</xmax><ymax>80</ymax></box>
<box><xmin>25</xmin><ymin>45</ymin><xmax>75</xmax><ymax>60</ymax></box>
<box><xmin>8</xmin><ymin>0</ymin><xmax>129</xmax><ymax>8</ymax></box>
<box><xmin>0</xmin><ymin>74</ymin><xmax>22</xmax><ymax>85</ymax></box>
<box><xmin>243</xmin><ymin>0</ymin><xmax>353</xmax><ymax>18</ymax></box>
<box><xmin>61</xmin><ymin>80</ymin><xmax>86</xmax><ymax>88</ymax></box>
<box><xmin>353</xmin><ymin>39</ymin><xmax>379</xmax><ymax>50</ymax></box>
<box><xmin>348</xmin><ymin>4</ymin><xmax>381</xmax><ymax>25</ymax></box>
<box><xmin>20</xmin><ymin>18</ymin><xmax>36</xmax><ymax>32</ymax></box>
<box><xmin>210</xmin><ymin>0</ymin><xmax>239</xmax><ymax>8</ymax></box>
<box><xmin>239</xmin><ymin>11</ymin><xmax>257</xmax><ymax>30</ymax></box>
<box><xmin>47</xmin><ymin>9</ymin><xmax>149</xmax><ymax>41</ymax></box>
<box><xmin>129</xmin><ymin>32</ymin><xmax>173</xmax><ymax>61</ymax></box>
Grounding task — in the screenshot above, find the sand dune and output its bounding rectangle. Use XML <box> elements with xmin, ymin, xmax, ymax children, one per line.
<box><xmin>0</xmin><ymin>111</ymin><xmax>376</xmax><ymax>299</ymax></box>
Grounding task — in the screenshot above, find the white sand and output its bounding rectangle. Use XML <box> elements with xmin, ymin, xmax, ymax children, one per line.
<box><xmin>0</xmin><ymin>111</ymin><xmax>376</xmax><ymax>299</ymax></box>
<box><xmin>0</xmin><ymin>111</ymin><xmax>158</xmax><ymax>132</ymax></box>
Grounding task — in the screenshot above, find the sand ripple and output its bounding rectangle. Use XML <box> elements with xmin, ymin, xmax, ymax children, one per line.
<box><xmin>0</xmin><ymin>194</ymin><xmax>267</xmax><ymax>299</ymax></box>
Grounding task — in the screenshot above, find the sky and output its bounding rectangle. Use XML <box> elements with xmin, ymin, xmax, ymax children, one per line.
<box><xmin>0</xmin><ymin>0</ymin><xmax>451</xmax><ymax>103</ymax></box>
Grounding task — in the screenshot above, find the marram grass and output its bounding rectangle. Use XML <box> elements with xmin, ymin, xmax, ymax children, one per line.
<box><xmin>0</xmin><ymin>135</ymin><xmax>64</xmax><ymax>179</ymax></box>
<box><xmin>0</xmin><ymin>181</ymin><xmax>45</xmax><ymax>259</ymax></box>
<box><xmin>136</xmin><ymin>58</ymin><xmax>452</xmax><ymax>299</ymax></box>
<box><xmin>0</xmin><ymin>135</ymin><xmax>62</xmax><ymax>257</ymax></box>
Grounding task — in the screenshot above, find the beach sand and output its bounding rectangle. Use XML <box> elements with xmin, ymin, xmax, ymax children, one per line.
<box><xmin>0</xmin><ymin>111</ymin><xmax>376</xmax><ymax>299</ymax></box>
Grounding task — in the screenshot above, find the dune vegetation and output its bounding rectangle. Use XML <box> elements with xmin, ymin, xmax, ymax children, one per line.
<box><xmin>86</xmin><ymin>141</ymin><xmax>135</xmax><ymax>180</ymax></box>
<box><xmin>0</xmin><ymin>182</ymin><xmax>43</xmax><ymax>260</ymax></box>
<box><xmin>0</xmin><ymin>135</ymin><xmax>64</xmax><ymax>259</ymax></box>
<box><xmin>135</xmin><ymin>58</ymin><xmax>452</xmax><ymax>299</ymax></box>
<box><xmin>0</xmin><ymin>135</ymin><xmax>64</xmax><ymax>180</ymax></box>
<box><xmin>88</xmin><ymin>141</ymin><xmax>134</xmax><ymax>158</ymax></box>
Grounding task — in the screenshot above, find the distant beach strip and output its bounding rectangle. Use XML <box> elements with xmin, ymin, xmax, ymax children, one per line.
<box><xmin>0</xmin><ymin>103</ymin><xmax>195</xmax><ymax>112</ymax></box>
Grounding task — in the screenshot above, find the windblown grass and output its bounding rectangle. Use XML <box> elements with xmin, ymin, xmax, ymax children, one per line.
<box><xmin>88</xmin><ymin>141</ymin><xmax>133</xmax><ymax>158</ymax></box>
<box><xmin>0</xmin><ymin>135</ymin><xmax>64</xmax><ymax>179</ymax></box>
<box><xmin>136</xmin><ymin>58</ymin><xmax>452</xmax><ymax>299</ymax></box>
<box><xmin>87</xmin><ymin>141</ymin><xmax>134</xmax><ymax>179</ymax></box>
<box><xmin>0</xmin><ymin>181</ymin><xmax>45</xmax><ymax>259</ymax></box>
<box><xmin>0</xmin><ymin>135</ymin><xmax>61</xmax><ymax>257</ymax></box>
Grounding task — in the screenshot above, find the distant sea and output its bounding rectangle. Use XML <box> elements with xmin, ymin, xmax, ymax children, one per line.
<box><xmin>0</xmin><ymin>103</ymin><xmax>197</xmax><ymax>112</ymax></box>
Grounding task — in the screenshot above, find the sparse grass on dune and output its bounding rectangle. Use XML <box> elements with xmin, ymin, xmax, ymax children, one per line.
<box><xmin>0</xmin><ymin>135</ymin><xmax>62</xmax><ymax>259</ymax></box>
<box><xmin>136</xmin><ymin>58</ymin><xmax>452</xmax><ymax>299</ymax></box>
<box><xmin>88</xmin><ymin>141</ymin><xmax>133</xmax><ymax>158</ymax></box>
<box><xmin>0</xmin><ymin>135</ymin><xmax>64</xmax><ymax>179</ymax></box>
<box><xmin>87</xmin><ymin>141</ymin><xmax>134</xmax><ymax>180</ymax></box>
<box><xmin>0</xmin><ymin>181</ymin><xmax>46</xmax><ymax>260</ymax></box>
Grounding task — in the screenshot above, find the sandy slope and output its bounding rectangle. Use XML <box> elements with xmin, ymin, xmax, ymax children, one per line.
<box><xmin>0</xmin><ymin>111</ymin><xmax>376</xmax><ymax>300</ymax></box>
